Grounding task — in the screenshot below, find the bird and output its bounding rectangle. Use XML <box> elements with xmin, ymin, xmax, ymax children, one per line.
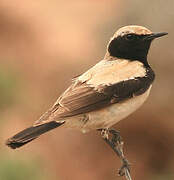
<box><xmin>6</xmin><ymin>25</ymin><xmax>167</xmax><ymax>151</ymax></box>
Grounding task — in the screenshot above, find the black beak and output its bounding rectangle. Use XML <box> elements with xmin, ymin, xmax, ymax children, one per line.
<box><xmin>144</xmin><ymin>32</ymin><xmax>168</xmax><ymax>40</ymax></box>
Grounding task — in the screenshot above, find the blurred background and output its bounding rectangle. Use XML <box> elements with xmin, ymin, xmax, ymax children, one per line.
<box><xmin>0</xmin><ymin>0</ymin><xmax>174</xmax><ymax>180</ymax></box>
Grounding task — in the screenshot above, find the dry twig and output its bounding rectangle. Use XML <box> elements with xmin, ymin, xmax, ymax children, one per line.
<box><xmin>99</xmin><ymin>129</ymin><xmax>133</xmax><ymax>180</ymax></box>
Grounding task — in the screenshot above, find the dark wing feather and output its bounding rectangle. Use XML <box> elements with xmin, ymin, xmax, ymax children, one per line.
<box><xmin>54</xmin><ymin>67</ymin><xmax>155</xmax><ymax>118</ymax></box>
<box><xmin>56</xmin><ymin>82</ymin><xmax>112</xmax><ymax>117</ymax></box>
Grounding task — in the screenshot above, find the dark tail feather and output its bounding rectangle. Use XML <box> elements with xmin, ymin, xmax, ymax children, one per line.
<box><xmin>6</xmin><ymin>121</ymin><xmax>64</xmax><ymax>149</ymax></box>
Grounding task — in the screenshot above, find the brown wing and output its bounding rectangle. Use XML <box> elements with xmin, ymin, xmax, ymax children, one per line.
<box><xmin>33</xmin><ymin>81</ymin><xmax>112</xmax><ymax>125</ymax></box>
<box><xmin>55</xmin><ymin>82</ymin><xmax>112</xmax><ymax>118</ymax></box>
<box><xmin>34</xmin><ymin>67</ymin><xmax>154</xmax><ymax>125</ymax></box>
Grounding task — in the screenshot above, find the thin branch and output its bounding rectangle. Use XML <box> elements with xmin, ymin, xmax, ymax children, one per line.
<box><xmin>99</xmin><ymin>129</ymin><xmax>133</xmax><ymax>180</ymax></box>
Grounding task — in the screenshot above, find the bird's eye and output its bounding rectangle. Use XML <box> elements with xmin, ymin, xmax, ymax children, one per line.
<box><xmin>125</xmin><ymin>34</ymin><xmax>137</xmax><ymax>41</ymax></box>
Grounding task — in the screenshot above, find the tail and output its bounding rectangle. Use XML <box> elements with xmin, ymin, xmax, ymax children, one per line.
<box><xmin>6</xmin><ymin>121</ymin><xmax>64</xmax><ymax>149</ymax></box>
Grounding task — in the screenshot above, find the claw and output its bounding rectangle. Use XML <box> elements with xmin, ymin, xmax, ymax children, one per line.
<box><xmin>98</xmin><ymin>128</ymin><xmax>109</xmax><ymax>139</ymax></box>
<box><xmin>109</xmin><ymin>129</ymin><xmax>122</xmax><ymax>143</ymax></box>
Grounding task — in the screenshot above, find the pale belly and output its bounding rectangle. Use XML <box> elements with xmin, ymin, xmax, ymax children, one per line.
<box><xmin>63</xmin><ymin>86</ymin><xmax>152</xmax><ymax>132</ymax></box>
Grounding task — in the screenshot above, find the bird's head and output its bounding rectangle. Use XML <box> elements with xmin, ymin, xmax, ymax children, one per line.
<box><xmin>106</xmin><ymin>25</ymin><xmax>168</xmax><ymax>66</ymax></box>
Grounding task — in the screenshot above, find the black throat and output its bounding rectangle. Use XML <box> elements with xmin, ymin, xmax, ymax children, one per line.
<box><xmin>108</xmin><ymin>36</ymin><xmax>152</xmax><ymax>67</ymax></box>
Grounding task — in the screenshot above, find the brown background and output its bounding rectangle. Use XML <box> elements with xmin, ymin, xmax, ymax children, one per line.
<box><xmin>0</xmin><ymin>0</ymin><xmax>174</xmax><ymax>180</ymax></box>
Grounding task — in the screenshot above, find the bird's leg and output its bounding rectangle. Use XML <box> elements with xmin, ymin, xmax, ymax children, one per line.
<box><xmin>98</xmin><ymin>129</ymin><xmax>132</xmax><ymax>180</ymax></box>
